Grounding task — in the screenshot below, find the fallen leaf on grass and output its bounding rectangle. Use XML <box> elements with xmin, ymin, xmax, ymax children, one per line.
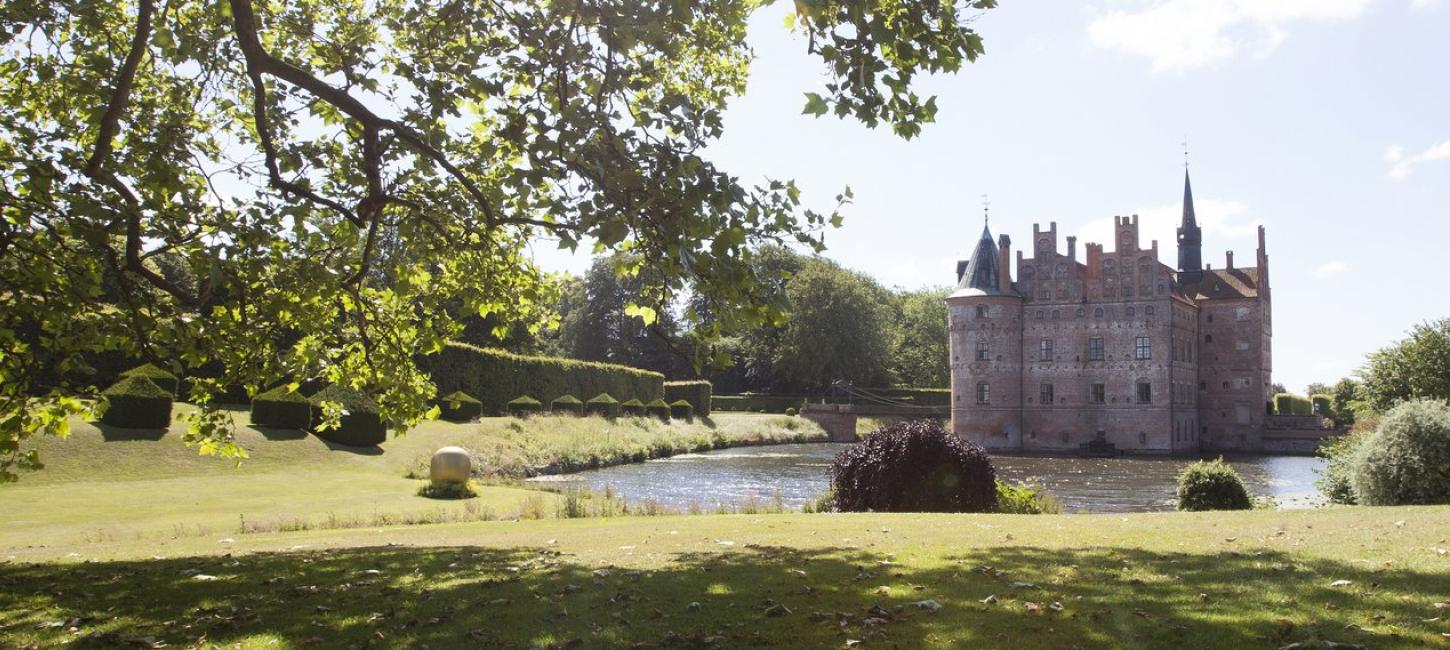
<box><xmin>1329</xmin><ymin>580</ymin><xmax>1354</xmax><ymax>587</ymax></box>
<box><xmin>910</xmin><ymin>599</ymin><xmax>942</xmax><ymax>613</ymax></box>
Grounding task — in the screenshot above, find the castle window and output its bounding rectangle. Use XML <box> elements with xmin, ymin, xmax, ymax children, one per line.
<box><xmin>1145</xmin><ymin>305</ymin><xmax>1155</xmax><ymax>316</ymax></box>
<box><xmin>1204</xmin><ymin>334</ymin><xmax>1213</xmax><ymax>343</ymax></box>
<box><xmin>1126</xmin><ymin>306</ymin><xmax>1136</xmax><ymax>318</ymax></box>
<box><xmin>1038</xmin><ymin>289</ymin><xmax>1049</xmax><ymax>301</ymax></box>
<box><xmin>975</xmin><ymin>340</ymin><xmax>990</xmax><ymax>361</ymax></box>
<box><xmin>975</xmin><ymin>305</ymin><xmax>987</xmax><ymax>318</ymax></box>
<box><xmin>1137</xmin><ymin>381</ymin><xmax>1152</xmax><ymax>403</ymax></box>
<box><xmin>1035</xmin><ymin>310</ymin><xmax>1045</xmax><ymax>319</ymax></box>
<box><xmin>1208</xmin><ymin>314</ymin><xmax>1214</xmax><ymax>323</ymax></box>
<box><xmin>976</xmin><ymin>382</ymin><xmax>991</xmax><ymax>404</ymax></box>
<box><xmin>1088</xmin><ymin>337</ymin><xmax>1104</xmax><ymax>361</ymax></box>
<box><xmin>1134</xmin><ymin>336</ymin><xmax>1151</xmax><ymax>360</ymax></box>
<box><xmin>1076</xmin><ymin>308</ymin><xmax>1085</xmax><ymax>318</ymax></box>
<box><xmin>1094</xmin><ymin>307</ymin><xmax>1104</xmax><ymax>318</ymax></box>
<box><xmin>1092</xmin><ymin>383</ymin><xmax>1105</xmax><ymax>404</ymax></box>
<box><xmin>1051</xmin><ymin>310</ymin><xmax>1060</xmax><ymax>320</ymax></box>
<box><xmin>1139</xmin><ymin>432</ymin><xmax>1148</xmax><ymax>445</ymax></box>
<box><xmin>1123</xmin><ymin>286</ymin><xmax>1134</xmax><ymax>297</ymax></box>
<box><xmin>1040</xmin><ymin>338</ymin><xmax>1054</xmax><ymax>361</ymax></box>
<box><xmin>1040</xmin><ymin>383</ymin><xmax>1054</xmax><ymax>405</ymax></box>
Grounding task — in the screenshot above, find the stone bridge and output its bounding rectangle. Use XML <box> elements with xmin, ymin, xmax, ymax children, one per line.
<box><xmin>798</xmin><ymin>402</ymin><xmax>950</xmax><ymax>443</ymax></box>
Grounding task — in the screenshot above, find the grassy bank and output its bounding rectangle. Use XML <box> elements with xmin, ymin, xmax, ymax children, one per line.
<box><xmin>2</xmin><ymin>507</ymin><xmax>1447</xmax><ymax>648</ymax></box>
<box><xmin>1</xmin><ymin>408</ymin><xmax>823</xmax><ymax>554</ymax></box>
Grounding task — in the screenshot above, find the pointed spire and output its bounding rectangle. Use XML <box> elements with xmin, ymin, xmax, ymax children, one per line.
<box><xmin>954</xmin><ymin>221</ymin><xmax>1016</xmax><ymax>297</ymax></box>
<box><xmin>1182</xmin><ymin>169</ymin><xmax>1197</xmax><ymax>228</ymax></box>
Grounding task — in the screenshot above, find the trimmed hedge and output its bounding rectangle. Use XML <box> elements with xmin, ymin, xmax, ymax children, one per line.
<box><xmin>1274</xmin><ymin>393</ymin><xmax>1312</xmax><ymax>416</ymax></box>
<box><xmin>121</xmin><ymin>363</ymin><xmax>179</xmax><ymax>396</ymax></box>
<box><xmin>711</xmin><ymin>388</ymin><xmax>948</xmax><ymax>413</ymax></box>
<box><xmin>251</xmin><ymin>385</ymin><xmax>311</xmax><ymax>429</ymax></box>
<box><xmin>621</xmin><ymin>399</ymin><xmax>645</xmax><ymax>417</ymax></box>
<box><xmin>421</xmin><ymin>343</ymin><xmax>664</xmax><ymax>416</ymax></box>
<box><xmin>663</xmin><ymin>380</ymin><xmax>712</xmax><ymax>416</ymax></box>
<box><xmin>438</xmin><ymin>391</ymin><xmax>482</xmax><ymax>422</ymax></box>
<box><xmin>309</xmin><ymin>385</ymin><xmax>386</xmax><ymax>446</ymax></box>
<box><xmin>831</xmin><ymin>419</ymin><xmax>996</xmax><ymax>513</ymax></box>
<box><xmin>586</xmin><ymin>393</ymin><xmax>620</xmax><ymax>418</ymax></box>
<box><xmin>1310</xmin><ymin>394</ymin><xmax>1332</xmax><ymax>417</ymax></box>
<box><xmin>551</xmin><ymin>394</ymin><xmax>584</xmax><ymax>416</ymax></box>
<box><xmin>644</xmin><ymin>398</ymin><xmax>672</xmax><ymax>420</ymax></box>
<box><xmin>100</xmin><ymin>376</ymin><xmax>173</xmax><ymax>429</ymax></box>
<box><xmin>1176</xmin><ymin>458</ymin><xmax>1253</xmax><ymax>511</ymax></box>
<box><xmin>508</xmin><ymin>395</ymin><xmax>544</xmax><ymax>417</ymax></box>
<box><xmin>668</xmin><ymin>399</ymin><xmax>694</xmax><ymax>420</ymax></box>
<box><xmin>712</xmin><ymin>394</ymin><xmax>806</xmax><ymax>414</ymax></box>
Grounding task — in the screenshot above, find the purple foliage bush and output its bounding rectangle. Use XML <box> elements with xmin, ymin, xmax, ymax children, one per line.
<box><xmin>830</xmin><ymin>419</ymin><xmax>997</xmax><ymax>513</ymax></box>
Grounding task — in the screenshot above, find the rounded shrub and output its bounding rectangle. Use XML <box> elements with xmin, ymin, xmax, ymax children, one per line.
<box><xmin>438</xmin><ymin>391</ymin><xmax>482</xmax><ymax>422</ymax></box>
<box><xmin>308</xmin><ymin>385</ymin><xmax>386</xmax><ymax>446</ymax></box>
<box><xmin>785</xmin><ymin>407</ymin><xmax>798</xmax><ymax>417</ymax></box>
<box><xmin>668</xmin><ymin>399</ymin><xmax>693</xmax><ymax>420</ymax></box>
<box><xmin>1349</xmin><ymin>399</ymin><xmax>1450</xmax><ymax>506</ymax></box>
<box><xmin>121</xmin><ymin>363</ymin><xmax>179</xmax><ymax>396</ymax></box>
<box><xmin>551</xmin><ymin>394</ymin><xmax>584</xmax><ymax>416</ymax></box>
<box><xmin>644</xmin><ymin>398</ymin><xmax>672</xmax><ymax>421</ymax></box>
<box><xmin>508</xmin><ymin>395</ymin><xmax>544</xmax><ymax>418</ymax></box>
<box><xmin>830</xmin><ymin>419</ymin><xmax>996</xmax><ymax>513</ymax></box>
<box><xmin>620</xmin><ymin>398</ymin><xmax>646</xmax><ymax>417</ymax></box>
<box><xmin>1175</xmin><ymin>458</ymin><xmax>1253</xmax><ymax>511</ymax></box>
<box><xmin>251</xmin><ymin>385</ymin><xmax>311</xmax><ymax>429</ymax></box>
<box><xmin>585</xmin><ymin>393</ymin><xmax>620</xmax><ymax>418</ymax></box>
<box><xmin>100</xmin><ymin>376</ymin><xmax>173</xmax><ymax>429</ymax></box>
<box><xmin>1310</xmin><ymin>394</ymin><xmax>1333</xmax><ymax>417</ymax></box>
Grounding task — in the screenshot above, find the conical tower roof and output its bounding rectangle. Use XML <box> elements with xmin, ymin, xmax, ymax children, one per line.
<box><xmin>951</xmin><ymin>223</ymin><xmax>1016</xmax><ymax>298</ymax></box>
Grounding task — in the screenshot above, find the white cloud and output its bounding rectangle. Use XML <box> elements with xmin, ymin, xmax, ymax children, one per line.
<box><xmin>1087</xmin><ymin>0</ymin><xmax>1372</xmax><ymax>72</ymax></box>
<box><xmin>1071</xmin><ymin>197</ymin><xmax>1262</xmax><ymax>266</ymax></box>
<box><xmin>1313</xmin><ymin>260</ymin><xmax>1349</xmax><ymax>279</ymax></box>
<box><xmin>1385</xmin><ymin>139</ymin><xmax>1450</xmax><ymax>181</ymax></box>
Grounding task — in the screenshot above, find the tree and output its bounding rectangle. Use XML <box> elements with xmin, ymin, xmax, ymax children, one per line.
<box><xmin>0</xmin><ymin>0</ymin><xmax>995</xmax><ymax>479</ymax></box>
<box><xmin>1329</xmin><ymin>377</ymin><xmax>1362</xmax><ymax>428</ymax></box>
<box><xmin>774</xmin><ymin>260</ymin><xmax>895</xmax><ymax>390</ymax></box>
<box><xmin>1304</xmin><ymin>383</ymin><xmax>1331</xmax><ymax>399</ymax></box>
<box><xmin>1358</xmin><ymin>318</ymin><xmax>1450</xmax><ymax>412</ymax></box>
<box><xmin>554</xmin><ymin>257</ymin><xmax>688</xmax><ymax>376</ymax></box>
<box><xmin>890</xmin><ymin>287</ymin><xmax>950</xmax><ymax>387</ymax></box>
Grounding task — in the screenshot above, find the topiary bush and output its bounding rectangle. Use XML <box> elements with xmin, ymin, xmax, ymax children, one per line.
<box><xmin>620</xmin><ymin>398</ymin><xmax>645</xmax><ymax>417</ymax></box>
<box><xmin>785</xmin><ymin>407</ymin><xmax>798</xmax><ymax>416</ymax></box>
<box><xmin>644</xmin><ymin>398</ymin><xmax>672</xmax><ymax>421</ymax></box>
<box><xmin>121</xmin><ymin>363</ymin><xmax>179</xmax><ymax>396</ymax></box>
<box><xmin>551</xmin><ymin>394</ymin><xmax>584</xmax><ymax>416</ymax></box>
<box><xmin>308</xmin><ymin>385</ymin><xmax>386</xmax><ymax>446</ymax></box>
<box><xmin>1274</xmin><ymin>393</ymin><xmax>1312</xmax><ymax>416</ymax></box>
<box><xmin>438</xmin><ymin>391</ymin><xmax>482</xmax><ymax>422</ymax></box>
<box><xmin>100</xmin><ymin>376</ymin><xmax>173</xmax><ymax>429</ymax></box>
<box><xmin>663</xmin><ymin>380</ymin><xmax>712</xmax><ymax>416</ymax></box>
<box><xmin>508</xmin><ymin>395</ymin><xmax>544</xmax><ymax>418</ymax></box>
<box><xmin>1176</xmin><ymin>458</ymin><xmax>1253</xmax><ymax>511</ymax></box>
<box><xmin>668</xmin><ymin>399</ymin><xmax>693</xmax><ymax>420</ymax></box>
<box><xmin>251</xmin><ymin>385</ymin><xmax>311</xmax><ymax>429</ymax></box>
<box><xmin>1348</xmin><ymin>399</ymin><xmax>1450</xmax><ymax>506</ymax></box>
<box><xmin>830</xmin><ymin>419</ymin><xmax>996</xmax><ymax>513</ymax></box>
<box><xmin>1310</xmin><ymin>394</ymin><xmax>1332</xmax><ymax>417</ymax></box>
<box><xmin>585</xmin><ymin>393</ymin><xmax>620</xmax><ymax>418</ymax></box>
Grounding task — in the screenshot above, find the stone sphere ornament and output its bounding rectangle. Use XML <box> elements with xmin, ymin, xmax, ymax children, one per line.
<box><xmin>429</xmin><ymin>446</ymin><xmax>472</xmax><ymax>485</ymax></box>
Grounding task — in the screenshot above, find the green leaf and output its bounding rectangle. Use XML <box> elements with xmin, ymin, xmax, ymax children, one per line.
<box><xmin>624</xmin><ymin>304</ymin><xmax>659</xmax><ymax>326</ymax></box>
<box><xmin>802</xmin><ymin>92</ymin><xmax>828</xmax><ymax>117</ymax></box>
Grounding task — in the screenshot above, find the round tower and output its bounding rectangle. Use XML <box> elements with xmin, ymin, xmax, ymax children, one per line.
<box><xmin>947</xmin><ymin>224</ymin><xmax>1023</xmax><ymax>450</ymax></box>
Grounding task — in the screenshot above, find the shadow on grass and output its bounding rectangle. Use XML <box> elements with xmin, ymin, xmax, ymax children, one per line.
<box><xmin>317</xmin><ymin>439</ymin><xmax>384</xmax><ymax>456</ymax></box>
<box><xmin>250</xmin><ymin>425</ymin><xmax>309</xmax><ymax>442</ymax></box>
<box><xmin>92</xmin><ymin>423</ymin><xmax>168</xmax><ymax>442</ymax></box>
<box><xmin>2</xmin><ymin>540</ymin><xmax>1446</xmax><ymax>648</ymax></box>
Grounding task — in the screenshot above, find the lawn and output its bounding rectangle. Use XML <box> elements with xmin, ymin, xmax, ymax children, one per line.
<box><xmin>2</xmin><ymin>508</ymin><xmax>1448</xmax><ymax>648</ymax></box>
<box><xmin>1</xmin><ymin>407</ymin><xmax>823</xmax><ymax>555</ymax></box>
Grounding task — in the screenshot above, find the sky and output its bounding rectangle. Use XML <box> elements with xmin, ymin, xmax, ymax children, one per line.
<box><xmin>531</xmin><ymin>0</ymin><xmax>1450</xmax><ymax>393</ymax></box>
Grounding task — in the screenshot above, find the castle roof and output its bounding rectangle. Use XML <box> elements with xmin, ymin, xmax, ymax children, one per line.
<box><xmin>1180</xmin><ymin>267</ymin><xmax>1261</xmax><ymax>300</ymax></box>
<box><xmin>951</xmin><ymin>224</ymin><xmax>1018</xmax><ymax>298</ymax></box>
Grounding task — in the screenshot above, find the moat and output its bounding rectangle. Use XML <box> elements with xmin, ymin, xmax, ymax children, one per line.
<box><xmin>547</xmin><ymin>443</ymin><xmax>1325</xmax><ymax>513</ymax></box>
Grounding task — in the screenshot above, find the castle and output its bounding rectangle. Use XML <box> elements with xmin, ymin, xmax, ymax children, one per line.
<box><xmin>947</xmin><ymin>171</ymin><xmax>1272</xmax><ymax>454</ymax></box>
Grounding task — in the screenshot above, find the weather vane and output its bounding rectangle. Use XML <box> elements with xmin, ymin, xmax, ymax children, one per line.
<box><xmin>1182</xmin><ymin>136</ymin><xmax>1190</xmax><ymax>169</ymax></box>
<box><xmin>981</xmin><ymin>194</ymin><xmax>991</xmax><ymax>226</ymax></box>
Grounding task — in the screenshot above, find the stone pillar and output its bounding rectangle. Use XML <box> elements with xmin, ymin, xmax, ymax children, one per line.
<box><xmin>799</xmin><ymin>403</ymin><xmax>858</xmax><ymax>442</ymax></box>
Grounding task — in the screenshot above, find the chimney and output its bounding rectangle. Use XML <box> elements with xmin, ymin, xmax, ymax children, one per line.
<box><xmin>1066</xmin><ymin>236</ymin><xmax>1077</xmax><ymax>261</ymax></box>
<box><xmin>1086</xmin><ymin>243</ymin><xmax>1102</xmax><ymax>279</ymax></box>
<box><xmin>998</xmin><ymin>234</ymin><xmax>1012</xmax><ymax>292</ymax></box>
<box><xmin>1226</xmin><ymin>251</ymin><xmax>1234</xmax><ymax>269</ymax></box>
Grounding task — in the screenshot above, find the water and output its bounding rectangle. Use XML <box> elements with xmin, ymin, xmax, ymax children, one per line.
<box><xmin>543</xmin><ymin>443</ymin><xmax>1326</xmax><ymax>513</ymax></box>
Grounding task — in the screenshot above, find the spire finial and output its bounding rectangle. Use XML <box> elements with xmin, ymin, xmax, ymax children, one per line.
<box><xmin>981</xmin><ymin>194</ymin><xmax>991</xmax><ymax>226</ymax></box>
<box><xmin>1182</xmin><ymin>135</ymin><xmax>1190</xmax><ymax>169</ymax></box>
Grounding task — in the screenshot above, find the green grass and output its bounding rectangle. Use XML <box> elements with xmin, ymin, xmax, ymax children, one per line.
<box><xmin>1</xmin><ymin>508</ymin><xmax>1448</xmax><ymax>648</ymax></box>
<box><xmin>1</xmin><ymin>407</ymin><xmax>823</xmax><ymax>554</ymax></box>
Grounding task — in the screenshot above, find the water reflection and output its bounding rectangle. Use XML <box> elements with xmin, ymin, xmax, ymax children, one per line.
<box><xmin>545</xmin><ymin>443</ymin><xmax>1326</xmax><ymax>513</ymax></box>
